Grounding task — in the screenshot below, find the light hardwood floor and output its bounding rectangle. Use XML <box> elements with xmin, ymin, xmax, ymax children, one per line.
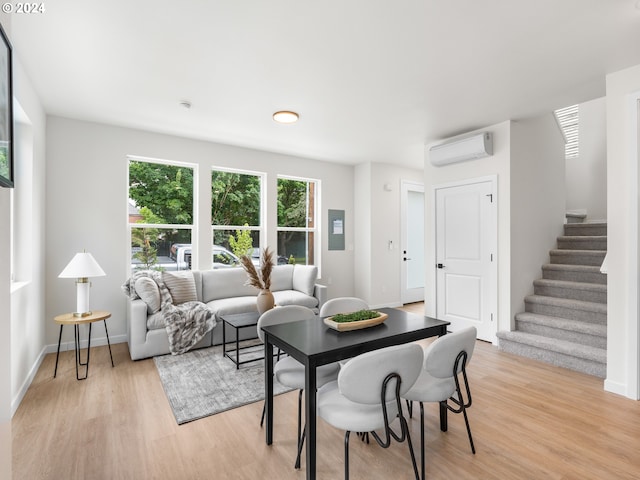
<box><xmin>12</xmin><ymin>303</ymin><xmax>640</xmax><ymax>479</ymax></box>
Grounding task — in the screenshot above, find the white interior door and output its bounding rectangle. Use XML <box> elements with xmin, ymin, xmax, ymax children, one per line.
<box><xmin>435</xmin><ymin>177</ymin><xmax>496</xmax><ymax>341</ymax></box>
<box><xmin>401</xmin><ymin>181</ymin><xmax>425</xmax><ymax>304</ymax></box>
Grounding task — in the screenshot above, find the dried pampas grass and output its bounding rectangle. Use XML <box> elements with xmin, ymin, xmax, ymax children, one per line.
<box><xmin>240</xmin><ymin>246</ymin><xmax>274</xmax><ymax>291</ymax></box>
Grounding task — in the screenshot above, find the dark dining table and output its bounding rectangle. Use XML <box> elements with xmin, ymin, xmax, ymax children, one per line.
<box><xmin>262</xmin><ymin>307</ymin><xmax>450</xmax><ymax>480</ymax></box>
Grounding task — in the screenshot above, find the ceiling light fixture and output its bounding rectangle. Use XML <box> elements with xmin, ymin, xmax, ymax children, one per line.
<box><xmin>180</xmin><ymin>100</ymin><xmax>192</xmax><ymax>109</ymax></box>
<box><xmin>273</xmin><ymin>111</ymin><xmax>299</xmax><ymax>124</ymax></box>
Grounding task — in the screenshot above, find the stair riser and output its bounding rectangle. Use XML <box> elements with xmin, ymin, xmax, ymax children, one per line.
<box><xmin>549</xmin><ymin>252</ymin><xmax>606</xmax><ymax>266</ymax></box>
<box><xmin>533</xmin><ymin>285</ymin><xmax>607</xmax><ymax>304</ymax></box>
<box><xmin>557</xmin><ymin>238</ymin><xmax>607</xmax><ymax>250</ymax></box>
<box><xmin>563</xmin><ymin>225</ymin><xmax>607</xmax><ymax>236</ymax></box>
<box><xmin>515</xmin><ymin>321</ymin><xmax>607</xmax><ymax>349</ymax></box>
<box><xmin>525</xmin><ymin>301</ymin><xmax>606</xmax><ymax>324</ymax></box>
<box><xmin>541</xmin><ymin>268</ymin><xmax>607</xmax><ymax>285</ymax></box>
<box><xmin>498</xmin><ymin>339</ymin><xmax>606</xmax><ymax>378</ymax></box>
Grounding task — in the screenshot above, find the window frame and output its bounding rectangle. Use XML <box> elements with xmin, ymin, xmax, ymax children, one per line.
<box><xmin>276</xmin><ymin>174</ymin><xmax>320</xmax><ymax>267</ymax></box>
<box><xmin>211</xmin><ymin>166</ymin><xmax>266</xmax><ymax>265</ymax></box>
<box><xmin>127</xmin><ymin>155</ymin><xmax>198</xmax><ymax>273</ymax></box>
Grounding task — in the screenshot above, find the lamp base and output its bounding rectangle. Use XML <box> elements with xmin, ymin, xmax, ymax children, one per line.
<box><xmin>73</xmin><ymin>311</ymin><xmax>93</xmax><ymax>318</ymax></box>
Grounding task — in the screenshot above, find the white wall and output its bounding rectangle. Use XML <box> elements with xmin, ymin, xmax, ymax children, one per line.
<box><xmin>605</xmin><ymin>63</ymin><xmax>640</xmax><ymax>399</ymax></box>
<box><xmin>565</xmin><ymin>97</ymin><xmax>607</xmax><ymax>221</ymax></box>
<box><xmin>9</xmin><ymin>59</ymin><xmax>47</xmax><ymax>415</ymax></box>
<box><xmin>353</xmin><ymin>162</ymin><xmax>423</xmax><ymax>308</ymax></box>
<box><xmin>44</xmin><ymin>116</ymin><xmax>355</xmax><ymax>349</ymax></box>
<box><xmin>510</xmin><ymin>114</ymin><xmax>566</xmax><ymax>320</ymax></box>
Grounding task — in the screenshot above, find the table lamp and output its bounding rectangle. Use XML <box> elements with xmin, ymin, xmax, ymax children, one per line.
<box><xmin>59</xmin><ymin>251</ymin><xmax>106</xmax><ymax>317</ymax></box>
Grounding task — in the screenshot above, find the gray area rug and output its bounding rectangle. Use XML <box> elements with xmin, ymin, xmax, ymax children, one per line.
<box><xmin>154</xmin><ymin>342</ymin><xmax>294</xmax><ymax>424</ymax></box>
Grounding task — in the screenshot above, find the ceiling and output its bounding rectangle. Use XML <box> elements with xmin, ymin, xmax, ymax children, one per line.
<box><xmin>10</xmin><ymin>0</ymin><xmax>640</xmax><ymax>169</ymax></box>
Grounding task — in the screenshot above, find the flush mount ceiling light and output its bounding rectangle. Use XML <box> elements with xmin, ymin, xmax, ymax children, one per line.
<box><xmin>273</xmin><ymin>111</ymin><xmax>299</xmax><ymax>124</ymax></box>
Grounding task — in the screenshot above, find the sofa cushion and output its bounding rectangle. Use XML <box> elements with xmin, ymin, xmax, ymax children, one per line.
<box><xmin>206</xmin><ymin>296</ymin><xmax>258</xmax><ymax>318</ymax></box>
<box><xmin>201</xmin><ymin>268</ymin><xmax>257</xmax><ymax>302</ymax></box>
<box><xmin>273</xmin><ymin>290</ymin><xmax>319</xmax><ymax>311</ymax></box>
<box><xmin>134</xmin><ymin>276</ymin><xmax>161</xmax><ymax>314</ymax></box>
<box><xmin>163</xmin><ymin>271</ymin><xmax>197</xmax><ymax>305</ymax></box>
<box><xmin>271</xmin><ymin>265</ymin><xmax>294</xmax><ymax>292</ymax></box>
<box><xmin>293</xmin><ymin>265</ymin><xmax>318</xmax><ymax>296</ymax></box>
<box><xmin>146</xmin><ymin>311</ymin><xmax>165</xmax><ymax>330</ymax></box>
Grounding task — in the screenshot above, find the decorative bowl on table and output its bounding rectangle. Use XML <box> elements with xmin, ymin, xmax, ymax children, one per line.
<box><xmin>323</xmin><ymin>310</ymin><xmax>389</xmax><ymax>332</ymax></box>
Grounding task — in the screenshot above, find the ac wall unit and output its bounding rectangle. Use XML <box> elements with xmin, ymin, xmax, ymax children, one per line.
<box><xmin>428</xmin><ymin>132</ymin><xmax>493</xmax><ymax>166</ymax></box>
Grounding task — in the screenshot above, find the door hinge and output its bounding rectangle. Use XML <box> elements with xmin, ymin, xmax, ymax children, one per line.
<box><xmin>490</xmin><ymin>253</ymin><xmax>493</xmax><ymax>261</ymax></box>
<box><xmin>491</xmin><ymin>313</ymin><xmax>494</xmax><ymax>322</ymax></box>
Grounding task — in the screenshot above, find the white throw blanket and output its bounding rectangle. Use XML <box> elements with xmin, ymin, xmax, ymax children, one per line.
<box><xmin>122</xmin><ymin>271</ymin><xmax>216</xmax><ymax>355</ymax></box>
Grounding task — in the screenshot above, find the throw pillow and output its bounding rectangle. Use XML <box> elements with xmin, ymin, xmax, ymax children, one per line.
<box><xmin>134</xmin><ymin>277</ymin><xmax>162</xmax><ymax>314</ymax></box>
<box><xmin>162</xmin><ymin>270</ymin><xmax>198</xmax><ymax>305</ymax></box>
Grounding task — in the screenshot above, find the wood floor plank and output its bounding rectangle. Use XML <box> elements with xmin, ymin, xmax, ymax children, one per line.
<box><xmin>12</xmin><ymin>304</ymin><xmax>640</xmax><ymax>479</ymax></box>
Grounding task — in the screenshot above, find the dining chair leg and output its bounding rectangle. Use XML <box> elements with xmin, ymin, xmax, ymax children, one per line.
<box><xmin>344</xmin><ymin>430</ymin><xmax>351</xmax><ymax>480</ymax></box>
<box><xmin>419</xmin><ymin>402</ymin><xmax>425</xmax><ymax>480</ymax></box>
<box><xmin>294</xmin><ymin>389</ymin><xmax>304</xmax><ymax>468</ymax></box>
<box><xmin>296</xmin><ymin>424</ymin><xmax>306</xmax><ymax>469</ymax></box>
<box><xmin>401</xmin><ymin>414</ymin><xmax>420</xmax><ymax>480</ymax></box>
<box><xmin>439</xmin><ymin>400</ymin><xmax>448</xmax><ymax>431</ymax></box>
<box><xmin>260</xmin><ymin>401</ymin><xmax>266</xmax><ymax>427</ymax></box>
<box><xmin>462</xmin><ymin>404</ymin><xmax>476</xmax><ymax>454</ymax></box>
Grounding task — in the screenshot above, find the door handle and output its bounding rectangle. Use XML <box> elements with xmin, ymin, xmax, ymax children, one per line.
<box><xmin>403</xmin><ymin>257</ymin><xmax>412</xmax><ymax>261</ymax></box>
<box><xmin>437</xmin><ymin>263</ymin><xmax>445</xmax><ymax>269</ymax></box>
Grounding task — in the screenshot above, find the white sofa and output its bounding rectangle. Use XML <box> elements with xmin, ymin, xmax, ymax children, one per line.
<box><xmin>127</xmin><ymin>264</ymin><xmax>326</xmax><ymax>360</ymax></box>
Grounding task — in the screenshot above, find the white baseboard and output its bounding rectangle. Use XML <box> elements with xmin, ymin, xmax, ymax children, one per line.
<box><xmin>44</xmin><ymin>333</ymin><xmax>128</xmax><ymax>354</ymax></box>
<box><xmin>12</xmin><ymin>334</ymin><xmax>128</xmax><ymax>417</ymax></box>
<box><xmin>11</xmin><ymin>345</ymin><xmax>47</xmax><ymax>417</ymax></box>
<box><xmin>604</xmin><ymin>378</ymin><xmax>637</xmax><ymax>399</ymax></box>
<box><xmin>370</xmin><ymin>302</ymin><xmax>403</xmax><ymax>310</ymax></box>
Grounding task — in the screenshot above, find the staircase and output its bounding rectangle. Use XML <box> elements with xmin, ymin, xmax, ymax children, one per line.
<box><xmin>497</xmin><ymin>222</ymin><xmax>607</xmax><ymax>378</ymax></box>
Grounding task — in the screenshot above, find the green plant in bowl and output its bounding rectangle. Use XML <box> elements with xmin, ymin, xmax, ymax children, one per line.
<box><xmin>331</xmin><ymin>310</ymin><xmax>381</xmax><ymax>323</ymax></box>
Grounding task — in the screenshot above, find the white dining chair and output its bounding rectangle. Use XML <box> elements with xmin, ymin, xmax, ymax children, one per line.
<box><xmin>319</xmin><ymin>297</ymin><xmax>370</xmax><ymax>368</ymax></box>
<box><xmin>402</xmin><ymin>326</ymin><xmax>477</xmax><ymax>480</ymax></box>
<box><xmin>257</xmin><ymin>305</ymin><xmax>340</xmax><ymax>468</ymax></box>
<box><xmin>317</xmin><ymin>343</ymin><xmax>424</xmax><ymax>480</ymax></box>
<box><xmin>319</xmin><ymin>297</ymin><xmax>369</xmax><ymax>318</ymax></box>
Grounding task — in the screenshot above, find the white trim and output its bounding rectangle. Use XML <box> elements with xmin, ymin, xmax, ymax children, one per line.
<box><xmin>400</xmin><ymin>180</ymin><xmax>425</xmax><ymax>304</ymax></box>
<box><xmin>627</xmin><ymin>90</ymin><xmax>640</xmax><ymax>400</ymax></box>
<box><xmin>11</xmin><ymin>345</ymin><xmax>46</xmax><ymax>417</ymax></box>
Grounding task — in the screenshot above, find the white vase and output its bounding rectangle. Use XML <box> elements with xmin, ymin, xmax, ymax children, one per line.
<box><xmin>257</xmin><ymin>289</ymin><xmax>275</xmax><ymax>314</ymax></box>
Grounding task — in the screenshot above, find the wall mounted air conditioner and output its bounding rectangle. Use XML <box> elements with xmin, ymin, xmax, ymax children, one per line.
<box><xmin>428</xmin><ymin>132</ymin><xmax>493</xmax><ymax>166</ymax></box>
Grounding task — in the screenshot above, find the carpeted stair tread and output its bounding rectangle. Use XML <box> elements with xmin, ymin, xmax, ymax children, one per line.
<box><xmin>541</xmin><ymin>264</ymin><xmax>607</xmax><ymax>284</ymax></box>
<box><xmin>515</xmin><ymin>312</ymin><xmax>607</xmax><ymax>337</ymax></box>
<box><xmin>525</xmin><ymin>294</ymin><xmax>607</xmax><ymax>313</ymax></box>
<box><xmin>496</xmin><ymin>331</ymin><xmax>606</xmax><ymax>363</ymax></box>
<box><xmin>549</xmin><ymin>249</ymin><xmax>606</xmax><ymax>266</ymax></box>
<box><xmin>563</xmin><ymin>222</ymin><xmax>607</xmax><ymax>236</ymax></box>
<box><xmin>556</xmin><ymin>236</ymin><xmax>607</xmax><ymax>250</ymax></box>
<box><xmin>533</xmin><ymin>279</ymin><xmax>607</xmax><ymax>303</ymax></box>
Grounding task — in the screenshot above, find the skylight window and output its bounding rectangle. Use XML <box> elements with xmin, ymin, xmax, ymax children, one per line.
<box><xmin>555</xmin><ymin>104</ymin><xmax>579</xmax><ymax>159</ymax></box>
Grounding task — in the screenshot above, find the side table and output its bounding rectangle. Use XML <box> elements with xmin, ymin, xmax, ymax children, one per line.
<box><xmin>221</xmin><ymin>312</ymin><xmax>262</xmax><ymax>369</ymax></box>
<box><xmin>53</xmin><ymin>310</ymin><xmax>114</xmax><ymax>380</ymax></box>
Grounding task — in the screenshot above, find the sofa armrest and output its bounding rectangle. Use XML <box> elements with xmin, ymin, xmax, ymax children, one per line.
<box><xmin>314</xmin><ymin>283</ymin><xmax>327</xmax><ymax>312</ymax></box>
<box><xmin>127</xmin><ymin>298</ymin><xmax>149</xmax><ymax>360</ymax></box>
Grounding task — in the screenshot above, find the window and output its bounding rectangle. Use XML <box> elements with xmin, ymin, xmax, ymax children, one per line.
<box><xmin>277</xmin><ymin>176</ymin><xmax>318</xmax><ymax>265</ymax></box>
<box><xmin>211</xmin><ymin>168</ymin><xmax>263</xmax><ymax>265</ymax></box>
<box><xmin>128</xmin><ymin>157</ymin><xmax>195</xmax><ymax>271</ymax></box>
<box><xmin>555</xmin><ymin>104</ymin><xmax>579</xmax><ymax>159</ymax></box>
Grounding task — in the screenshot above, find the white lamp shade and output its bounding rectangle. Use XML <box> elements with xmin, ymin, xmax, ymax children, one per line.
<box><xmin>59</xmin><ymin>252</ymin><xmax>106</xmax><ymax>278</ymax></box>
